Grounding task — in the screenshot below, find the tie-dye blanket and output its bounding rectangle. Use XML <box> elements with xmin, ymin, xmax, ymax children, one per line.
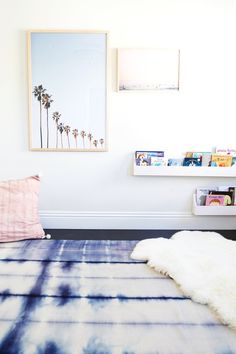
<box><xmin>0</xmin><ymin>240</ymin><xmax>236</xmax><ymax>354</ymax></box>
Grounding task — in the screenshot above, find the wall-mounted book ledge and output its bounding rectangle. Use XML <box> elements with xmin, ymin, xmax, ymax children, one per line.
<box><xmin>192</xmin><ymin>195</ymin><xmax>236</xmax><ymax>215</ymax></box>
<box><xmin>133</xmin><ymin>165</ymin><xmax>236</xmax><ymax>177</ymax></box>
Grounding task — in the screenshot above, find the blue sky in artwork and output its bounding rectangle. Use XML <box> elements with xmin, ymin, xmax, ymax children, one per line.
<box><xmin>31</xmin><ymin>32</ymin><xmax>106</xmax><ymax>148</ymax></box>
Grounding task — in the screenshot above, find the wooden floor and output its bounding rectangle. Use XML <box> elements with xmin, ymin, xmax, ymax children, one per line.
<box><xmin>45</xmin><ymin>229</ymin><xmax>236</xmax><ymax>241</ymax></box>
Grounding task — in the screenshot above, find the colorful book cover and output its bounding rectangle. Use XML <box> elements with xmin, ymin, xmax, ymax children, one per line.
<box><xmin>217</xmin><ymin>185</ymin><xmax>236</xmax><ymax>204</ymax></box>
<box><xmin>191</xmin><ymin>152</ymin><xmax>212</xmax><ymax>166</ymax></box>
<box><xmin>135</xmin><ymin>151</ymin><xmax>164</xmax><ymax>166</ymax></box>
<box><xmin>192</xmin><ymin>152</ymin><xmax>210</xmax><ymax>158</ymax></box>
<box><xmin>135</xmin><ymin>156</ymin><xmax>151</xmax><ymax>166</ymax></box>
<box><xmin>215</xmin><ymin>148</ymin><xmax>236</xmax><ymax>156</ymax></box>
<box><xmin>208</xmin><ymin>190</ymin><xmax>233</xmax><ymax>205</ymax></box>
<box><xmin>167</xmin><ymin>158</ymin><xmax>183</xmax><ymax>166</ymax></box>
<box><xmin>151</xmin><ymin>157</ymin><xmax>165</xmax><ymax>166</ymax></box>
<box><xmin>201</xmin><ymin>153</ymin><xmax>212</xmax><ymax>167</ymax></box>
<box><xmin>205</xmin><ymin>195</ymin><xmax>226</xmax><ymax>206</ymax></box>
<box><xmin>231</xmin><ymin>157</ymin><xmax>236</xmax><ymax>167</ymax></box>
<box><xmin>183</xmin><ymin>157</ymin><xmax>202</xmax><ymax>166</ymax></box>
<box><xmin>135</xmin><ymin>151</ymin><xmax>164</xmax><ymax>158</ymax></box>
<box><xmin>185</xmin><ymin>152</ymin><xmax>193</xmax><ymax>157</ymax></box>
<box><xmin>211</xmin><ymin>154</ymin><xmax>232</xmax><ymax>167</ymax></box>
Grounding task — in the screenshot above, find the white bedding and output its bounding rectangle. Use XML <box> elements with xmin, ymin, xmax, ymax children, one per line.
<box><xmin>131</xmin><ymin>230</ymin><xmax>236</xmax><ymax>329</ymax></box>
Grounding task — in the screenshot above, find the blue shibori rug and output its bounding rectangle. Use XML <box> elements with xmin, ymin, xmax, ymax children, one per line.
<box><xmin>0</xmin><ymin>239</ymin><xmax>236</xmax><ymax>354</ymax></box>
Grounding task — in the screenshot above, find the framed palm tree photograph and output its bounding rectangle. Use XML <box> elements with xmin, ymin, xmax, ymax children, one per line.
<box><xmin>27</xmin><ymin>30</ymin><xmax>108</xmax><ymax>151</ymax></box>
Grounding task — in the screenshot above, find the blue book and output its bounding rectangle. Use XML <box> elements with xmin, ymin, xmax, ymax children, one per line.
<box><xmin>183</xmin><ymin>157</ymin><xmax>202</xmax><ymax>166</ymax></box>
<box><xmin>167</xmin><ymin>158</ymin><xmax>183</xmax><ymax>166</ymax></box>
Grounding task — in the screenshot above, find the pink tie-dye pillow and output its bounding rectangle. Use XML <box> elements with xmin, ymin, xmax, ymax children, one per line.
<box><xmin>0</xmin><ymin>175</ymin><xmax>45</xmax><ymax>242</ymax></box>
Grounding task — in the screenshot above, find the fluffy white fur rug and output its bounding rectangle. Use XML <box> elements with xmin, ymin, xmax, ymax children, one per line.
<box><xmin>131</xmin><ymin>231</ymin><xmax>236</xmax><ymax>329</ymax></box>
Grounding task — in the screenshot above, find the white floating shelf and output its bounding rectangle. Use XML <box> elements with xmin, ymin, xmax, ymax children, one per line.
<box><xmin>192</xmin><ymin>194</ymin><xmax>236</xmax><ymax>216</ymax></box>
<box><xmin>133</xmin><ymin>164</ymin><xmax>236</xmax><ymax>177</ymax></box>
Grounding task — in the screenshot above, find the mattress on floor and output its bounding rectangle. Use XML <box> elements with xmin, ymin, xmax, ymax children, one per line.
<box><xmin>0</xmin><ymin>239</ymin><xmax>236</xmax><ymax>354</ymax></box>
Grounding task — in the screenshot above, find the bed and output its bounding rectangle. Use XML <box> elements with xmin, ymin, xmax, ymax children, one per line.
<box><xmin>0</xmin><ymin>239</ymin><xmax>236</xmax><ymax>354</ymax></box>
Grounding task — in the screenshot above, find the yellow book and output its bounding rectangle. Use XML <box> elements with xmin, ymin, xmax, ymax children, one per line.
<box><xmin>211</xmin><ymin>154</ymin><xmax>232</xmax><ymax>167</ymax></box>
<box><xmin>185</xmin><ymin>152</ymin><xmax>193</xmax><ymax>157</ymax></box>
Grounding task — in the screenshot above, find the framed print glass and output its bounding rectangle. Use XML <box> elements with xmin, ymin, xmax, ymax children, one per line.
<box><xmin>117</xmin><ymin>48</ymin><xmax>180</xmax><ymax>91</ymax></box>
<box><xmin>27</xmin><ymin>30</ymin><xmax>108</xmax><ymax>151</ymax></box>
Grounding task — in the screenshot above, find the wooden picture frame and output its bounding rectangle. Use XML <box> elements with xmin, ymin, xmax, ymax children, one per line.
<box><xmin>27</xmin><ymin>30</ymin><xmax>108</xmax><ymax>151</ymax></box>
<box><xmin>117</xmin><ymin>48</ymin><xmax>180</xmax><ymax>92</ymax></box>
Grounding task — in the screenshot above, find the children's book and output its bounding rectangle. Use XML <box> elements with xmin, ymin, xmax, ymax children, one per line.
<box><xmin>192</xmin><ymin>152</ymin><xmax>212</xmax><ymax>166</ymax></box>
<box><xmin>219</xmin><ymin>186</ymin><xmax>236</xmax><ymax>205</ymax></box>
<box><xmin>215</xmin><ymin>148</ymin><xmax>236</xmax><ymax>156</ymax></box>
<box><xmin>135</xmin><ymin>151</ymin><xmax>164</xmax><ymax>158</ymax></box>
<box><xmin>205</xmin><ymin>195</ymin><xmax>226</xmax><ymax>206</ymax></box>
<box><xmin>211</xmin><ymin>154</ymin><xmax>232</xmax><ymax>167</ymax></box>
<box><xmin>151</xmin><ymin>157</ymin><xmax>166</xmax><ymax>166</ymax></box>
<box><xmin>183</xmin><ymin>157</ymin><xmax>202</xmax><ymax>166</ymax></box>
<box><xmin>197</xmin><ymin>186</ymin><xmax>236</xmax><ymax>206</ymax></box>
<box><xmin>229</xmin><ymin>187</ymin><xmax>236</xmax><ymax>205</ymax></box>
<box><xmin>185</xmin><ymin>152</ymin><xmax>193</xmax><ymax>157</ymax></box>
<box><xmin>192</xmin><ymin>152</ymin><xmax>210</xmax><ymax>157</ymax></box>
<box><xmin>167</xmin><ymin>158</ymin><xmax>183</xmax><ymax>166</ymax></box>
<box><xmin>135</xmin><ymin>157</ymin><xmax>151</xmax><ymax>166</ymax></box>
<box><xmin>216</xmin><ymin>185</ymin><xmax>236</xmax><ymax>205</ymax></box>
<box><xmin>231</xmin><ymin>157</ymin><xmax>236</xmax><ymax>167</ymax></box>
<box><xmin>135</xmin><ymin>151</ymin><xmax>164</xmax><ymax>166</ymax></box>
<box><xmin>201</xmin><ymin>153</ymin><xmax>212</xmax><ymax>167</ymax></box>
<box><xmin>196</xmin><ymin>188</ymin><xmax>213</xmax><ymax>206</ymax></box>
<box><xmin>208</xmin><ymin>190</ymin><xmax>233</xmax><ymax>205</ymax></box>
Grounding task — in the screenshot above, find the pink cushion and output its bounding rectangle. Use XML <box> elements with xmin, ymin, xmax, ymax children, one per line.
<box><xmin>0</xmin><ymin>175</ymin><xmax>45</xmax><ymax>242</ymax></box>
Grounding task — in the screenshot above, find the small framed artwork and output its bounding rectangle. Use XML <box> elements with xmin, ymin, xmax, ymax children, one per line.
<box><xmin>117</xmin><ymin>48</ymin><xmax>180</xmax><ymax>91</ymax></box>
<box><xmin>27</xmin><ymin>30</ymin><xmax>108</xmax><ymax>151</ymax></box>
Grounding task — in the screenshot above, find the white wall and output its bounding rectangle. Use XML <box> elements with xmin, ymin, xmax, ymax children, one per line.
<box><xmin>1</xmin><ymin>0</ymin><xmax>236</xmax><ymax>229</ymax></box>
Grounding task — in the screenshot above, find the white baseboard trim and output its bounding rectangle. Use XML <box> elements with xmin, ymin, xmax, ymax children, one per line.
<box><xmin>39</xmin><ymin>211</ymin><xmax>236</xmax><ymax>229</ymax></box>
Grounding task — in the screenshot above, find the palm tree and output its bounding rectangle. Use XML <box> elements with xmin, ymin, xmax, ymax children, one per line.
<box><xmin>64</xmin><ymin>125</ymin><xmax>71</xmax><ymax>148</ymax></box>
<box><xmin>99</xmin><ymin>138</ymin><xmax>104</xmax><ymax>148</ymax></box>
<box><xmin>93</xmin><ymin>139</ymin><xmax>98</xmax><ymax>148</ymax></box>
<box><xmin>32</xmin><ymin>85</ymin><xmax>46</xmax><ymax>148</ymax></box>
<box><xmin>52</xmin><ymin>111</ymin><xmax>61</xmax><ymax>148</ymax></box>
<box><xmin>42</xmin><ymin>93</ymin><xmax>53</xmax><ymax>148</ymax></box>
<box><xmin>58</xmin><ymin>123</ymin><xmax>64</xmax><ymax>148</ymax></box>
<box><xmin>80</xmin><ymin>130</ymin><xmax>87</xmax><ymax>148</ymax></box>
<box><xmin>87</xmin><ymin>133</ymin><xmax>93</xmax><ymax>149</ymax></box>
<box><xmin>72</xmin><ymin>129</ymin><xmax>79</xmax><ymax>148</ymax></box>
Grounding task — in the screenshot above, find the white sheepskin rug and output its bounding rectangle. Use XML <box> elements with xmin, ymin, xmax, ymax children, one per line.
<box><xmin>131</xmin><ymin>231</ymin><xmax>236</xmax><ymax>329</ymax></box>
